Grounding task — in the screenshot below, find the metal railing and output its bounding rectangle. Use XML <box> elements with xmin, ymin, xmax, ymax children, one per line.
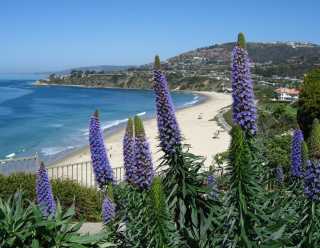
<box><xmin>47</xmin><ymin>161</ymin><xmax>125</xmax><ymax>188</ymax></box>
<box><xmin>1</xmin><ymin>154</ymin><xmax>224</xmax><ymax>188</ymax></box>
<box><xmin>0</xmin><ymin>155</ymin><xmax>37</xmax><ymax>175</ymax></box>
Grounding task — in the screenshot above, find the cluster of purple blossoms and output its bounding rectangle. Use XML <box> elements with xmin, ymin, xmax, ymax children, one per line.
<box><xmin>36</xmin><ymin>162</ymin><xmax>56</xmax><ymax>217</ymax></box>
<box><xmin>132</xmin><ymin>117</ymin><xmax>154</xmax><ymax>190</ymax></box>
<box><xmin>153</xmin><ymin>68</ymin><xmax>182</xmax><ymax>154</ymax></box>
<box><xmin>207</xmin><ymin>174</ymin><xmax>219</xmax><ymax>200</ymax></box>
<box><xmin>304</xmin><ymin>160</ymin><xmax>320</xmax><ymax>201</ymax></box>
<box><xmin>291</xmin><ymin>129</ymin><xmax>304</xmax><ymax>178</ymax></box>
<box><xmin>231</xmin><ymin>45</ymin><xmax>257</xmax><ymax>135</ymax></box>
<box><xmin>102</xmin><ymin>196</ymin><xmax>115</xmax><ymax>224</ymax></box>
<box><xmin>275</xmin><ymin>166</ymin><xmax>284</xmax><ymax>184</ymax></box>
<box><xmin>89</xmin><ymin>111</ymin><xmax>114</xmax><ymax>188</ymax></box>
<box><xmin>123</xmin><ymin>118</ymin><xmax>135</xmax><ymax>183</ymax></box>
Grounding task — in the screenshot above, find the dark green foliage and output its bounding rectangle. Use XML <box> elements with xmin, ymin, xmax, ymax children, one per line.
<box><xmin>302</xmin><ymin>141</ymin><xmax>309</xmax><ymax>169</ymax></box>
<box><xmin>0</xmin><ymin>192</ymin><xmax>111</xmax><ymax>247</ymax></box>
<box><xmin>258</xmin><ymin>102</ymin><xmax>297</xmax><ymax>136</ymax></box>
<box><xmin>121</xmin><ymin>185</ymin><xmax>150</xmax><ymax>247</ymax></box>
<box><xmin>254</xmin><ymin>85</ymin><xmax>275</xmax><ymax>102</ymax></box>
<box><xmin>296</xmin><ymin>200</ymin><xmax>320</xmax><ymax>247</ymax></box>
<box><xmin>297</xmin><ymin>68</ymin><xmax>320</xmax><ymax>139</ymax></box>
<box><xmin>214</xmin><ymin>150</ymin><xmax>229</xmax><ymax>168</ymax></box>
<box><xmin>118</xmin><ymin>179</ymin><xmax>181</xmax><ymax>248</ymax></box>
<box><xmin>309</xmin><ymin>118</ymin><xmax>320</xmax><ymax>159</ymax></box>
<box><xmin>0</xmin><ymin>173</ymin><xmax>36</xmax><ymax>200</ymax></box>
<box><xmin>52</xmin><ymin>179</ymin><xmax>103</xmax><ymax>221</ymax></box>
<box><xmin>145</xmin><ymin>177</ymin><xmax>181</xmax><ymax>247</ymax></box>
<box><xmin>259</xmin><ymin>134</ymin><xmax>291</xmax><ymax>187</ymax></box>
<box><xmin>0</xmin><ymin>173</ymin><xmax>102</xmax><ymax>221</ymax></box>
<box><xmin>263</xmin><ymin>135</ymin><xmax>291</xmax><ymax>168</ymax></box>
<box><xmin>221</xmin><ymin>125</ymin><xmax>264</xmax><ymax>247</ymax></box>
<box><xmin>237</xmin><ymin>32</ymin><xmax>246</xmax><ymax>49</ymax></box>
<box><xmin>159</xmin><ymin>145</ymin><xmax>221</xmax><ymax>247</ymax></box>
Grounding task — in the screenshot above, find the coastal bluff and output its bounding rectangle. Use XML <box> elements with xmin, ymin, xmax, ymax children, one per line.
<box><xmin>35</xmin><ymin>71</ymin><xmax>225</xmax><ymax>91</ymax></box>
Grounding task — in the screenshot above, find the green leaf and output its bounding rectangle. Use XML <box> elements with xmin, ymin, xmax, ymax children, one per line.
<box><xmin>269</xmin><ymin>225</ymin><xmax>286</xmax><ymax>241</ymax></box>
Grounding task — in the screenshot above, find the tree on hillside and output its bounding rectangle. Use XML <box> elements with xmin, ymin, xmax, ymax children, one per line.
<box><xmin>297</xmin><ymin>68</ymin><xmax>320</xmax><ymax>139</ymax></box>
<box><xmin>308</xmin><ymin>118</ymin><xmax>320</xmax><ymax>159</ymax></box>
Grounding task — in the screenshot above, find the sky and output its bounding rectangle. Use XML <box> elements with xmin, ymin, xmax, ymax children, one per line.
<box><xmin>0</xmin><ymin>0</ymin><xmax>319</xmax><ymax>73</ymax></box>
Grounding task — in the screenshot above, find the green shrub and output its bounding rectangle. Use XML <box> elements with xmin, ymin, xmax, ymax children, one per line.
<box><xmin>0</xmin><ymin>173</ymin><xmax>102</xmax><ymax>221</ymax></box>
<box><xmin>51</xmin><ymin>179</ymin><xmax>103</xmax><ymax>221</ymax></box>
<box><xmin>259</xmin><ymin>102</ymin><xmax>297</xmax><ymax>135</ymax></box>
<box><xmin>222</xmin><ymin>108</ymin><xmax>233</xmax><ymax>126</ymax></box>
<box><xmin>308</xmin><ymin>118</ymin><xmax>320</xmax><ymax>159</ymax></box>
<box><xmin>297</xmin><ymin>68</ymin><xmax>320</xmax><ymax>139</ymax></box>
<box><xmin>0</xmin><ymin>192</ymin><xmax>110</xmax><ymax>247</ymax></box>
<box><xmin>263</xmin><ymin>134</ymin><xmax>291</xmax><ymax>171</ymax></box>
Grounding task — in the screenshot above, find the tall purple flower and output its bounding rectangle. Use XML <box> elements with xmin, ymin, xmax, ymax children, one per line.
<box><xmin>89</xmin><ymin>110</ymin><xmax>114</xmax><ymax>188</ymax></box>
<box><xmin>291</xmin><ymin>129</ymin><xmax>304</xmax><ymax>178</ymax></box>
<box><xmin>153</xmin><ymin>55</ymin><xmax>182</xmax><ymax>154</ymax></box>
<box><xmin>123</xmin><ymin>118</ymin><xmax>135</xmax><ymax>183</ymax></box>
<box><xmin>231</xmin><ymin>33</ymin><xmax>257</xmax><ymax>135</ymax></box>
<box><xmin>102</xmin><ymin>196</ymin><xmax>115</xmax><ymax>224</ymax></box>
<box><xmin>132</xmin><ymin>116</ymin><xmax>154</xmax><ymax>190</ymax></box>
<box><xmin>304</xmin><ymin>160</ymin><xmax>320</xmax><ymax>201</ymax></box>
<box><xmin>36</xmin><ymin>162</ymin><xmax>56</xmax><ymax>217</ymax></box>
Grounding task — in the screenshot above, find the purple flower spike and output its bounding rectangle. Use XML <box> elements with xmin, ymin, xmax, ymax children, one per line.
<box><xmin>291</xmin><ymin>129</ymin><xmax>304</xmax><ymax>178</ymax></box>
<box><xmin>36</xmin><ymin>162</ymin><xmax>56</xmax><ymax>217</ymax></box>
<box><xmin>102</xmin><ymin>196</ymin><xmax>115</xmax><ymax>224</ymax></box>
<box><xmin>132</xmin><ymin>116</ymin><xmax>154</xmax><ymax>190</ymax></box>
<box><xmin>231</xmin><ymin>34</ymin><xmax>257</xmax><ymax>135</ymax></box>
<box><xmin>89</xmin><ymin>110</ymin><xmax>114</xmax><ymax>188</ymax></box>
<box><xmin>153</xmin><ymin>56</ymin><xmax>182</xmax><ymax>154</ymax></box>
<box><xmin>304</xmin><ymin>160</ymin><xmax>320</xmax><ymax>201</ymax></box>
<box><xmin>123</xmin><ymin>118</ymin><xmax>135</xmax><ymax>183</ymax></box>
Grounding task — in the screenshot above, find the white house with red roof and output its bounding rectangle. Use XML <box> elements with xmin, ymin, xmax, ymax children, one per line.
<box><xmin>274</xmin><ymin>87</ymin><xmax>300</xmax><ymax>101</ymax></box>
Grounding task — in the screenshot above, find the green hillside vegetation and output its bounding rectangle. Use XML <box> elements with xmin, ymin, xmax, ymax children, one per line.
<box><xmin>39</xmin><ymin>41</ymin><xmax>320</xmax><ymax>91</ymax></box>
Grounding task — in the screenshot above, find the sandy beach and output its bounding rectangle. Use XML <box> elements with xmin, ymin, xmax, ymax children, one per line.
<box><xmin>50</xmin><ymin>91</ymin><xmax>231</xmax><ymax>175</ymax></box>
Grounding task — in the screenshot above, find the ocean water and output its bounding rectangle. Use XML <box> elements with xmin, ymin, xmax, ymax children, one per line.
<box><xmin>0</xmin><ymin>74</ymin><xmax>200</xmax><ymax>161</ymax></box>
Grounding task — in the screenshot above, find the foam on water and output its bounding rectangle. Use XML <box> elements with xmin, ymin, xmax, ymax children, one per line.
<box><xmin>41</xmin><ymin>146</ymin><xmax>75</xmax><ymax>156</ymax></box>
<box><xmin>137</xmin><ymin>111</ymin><xmax>146</xmax><ymax>116</ymax></box>
<box><xmin>49</xmin><ymin>123</ymin><xmax>64</xmax><ymax>128</ymax></box>
<box><xmin>182</xmin><ymin>95</ymin><xmax>200</xmax><ymax>107</ymax></box>
<box><xmin>81</xmin><ymin>112</ymin><xmax>147</xmax><ymax>136</ymax></box>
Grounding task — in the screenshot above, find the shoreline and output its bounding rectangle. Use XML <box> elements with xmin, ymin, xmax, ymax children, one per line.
<box><xmin>34</xmin><ymin>80</ymin><xmax>209</xmax><ymax>93</ymax></box>
<box><xmin>48</xmin><ymin>91</ymin><xmax>208</xmax><ymax>166</ymax></box>
<box><xmin>50</xmin><ymin>91</ymin><xmax>232</xmax><ymax>169</ymax></box>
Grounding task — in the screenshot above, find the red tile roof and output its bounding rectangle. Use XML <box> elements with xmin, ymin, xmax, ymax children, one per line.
<box><xmin>275</xmin><ymin>87</ymin><xmax>300</xmax><ymax>95</ymax></box>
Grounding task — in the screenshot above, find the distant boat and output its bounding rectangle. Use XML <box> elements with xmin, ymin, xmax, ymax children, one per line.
<box><xmin>5</xmin><ymin>153</ymin><xmax>16</xmax><ymax>159</ymax></box>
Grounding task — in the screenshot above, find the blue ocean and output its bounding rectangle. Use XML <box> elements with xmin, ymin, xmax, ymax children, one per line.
<box><xmin>0</xmin><ymin>74</ymin><xmax>200</xmax><ymax>161</ymax></box>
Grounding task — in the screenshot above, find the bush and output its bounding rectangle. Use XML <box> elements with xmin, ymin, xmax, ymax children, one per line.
<box><xmin>0</xmin><ymin>173</ymin><xmax>102</xmax><ymax>221</ymax></box>
<box><xmin>259</xmin><ymin>102</ymin><xmax>297</xmax><ymax>136</ymax></box>
<box><xmin>0</xmin><ymin>192</ymin><xmax>109</xmax><ymax>247</ymax></box>
<box><xmin>297</xmin><ymin>68</ymin><xmax>320</xmax><ymax>139</ymax></box>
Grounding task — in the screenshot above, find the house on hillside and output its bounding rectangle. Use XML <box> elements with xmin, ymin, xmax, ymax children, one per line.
<box><xmin>274</xmin><ymin>87</ymin><xmax>300</xmax><ymax>102</ymax></box>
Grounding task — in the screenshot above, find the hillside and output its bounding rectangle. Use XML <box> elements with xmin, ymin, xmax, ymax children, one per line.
<box><xmin>38</xmin><ymin>41</ymin><xmax>320</xmax><ymax>90</ymax></box>
<box><xmin>169</xmin><ymin>42</ymin><xmax>320</xmax><ymax>78</ymax></box>
<box><xmin>55</xmin><ymin>65</ymin><xmax>132</xmax><ymax>75</ymax></box>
